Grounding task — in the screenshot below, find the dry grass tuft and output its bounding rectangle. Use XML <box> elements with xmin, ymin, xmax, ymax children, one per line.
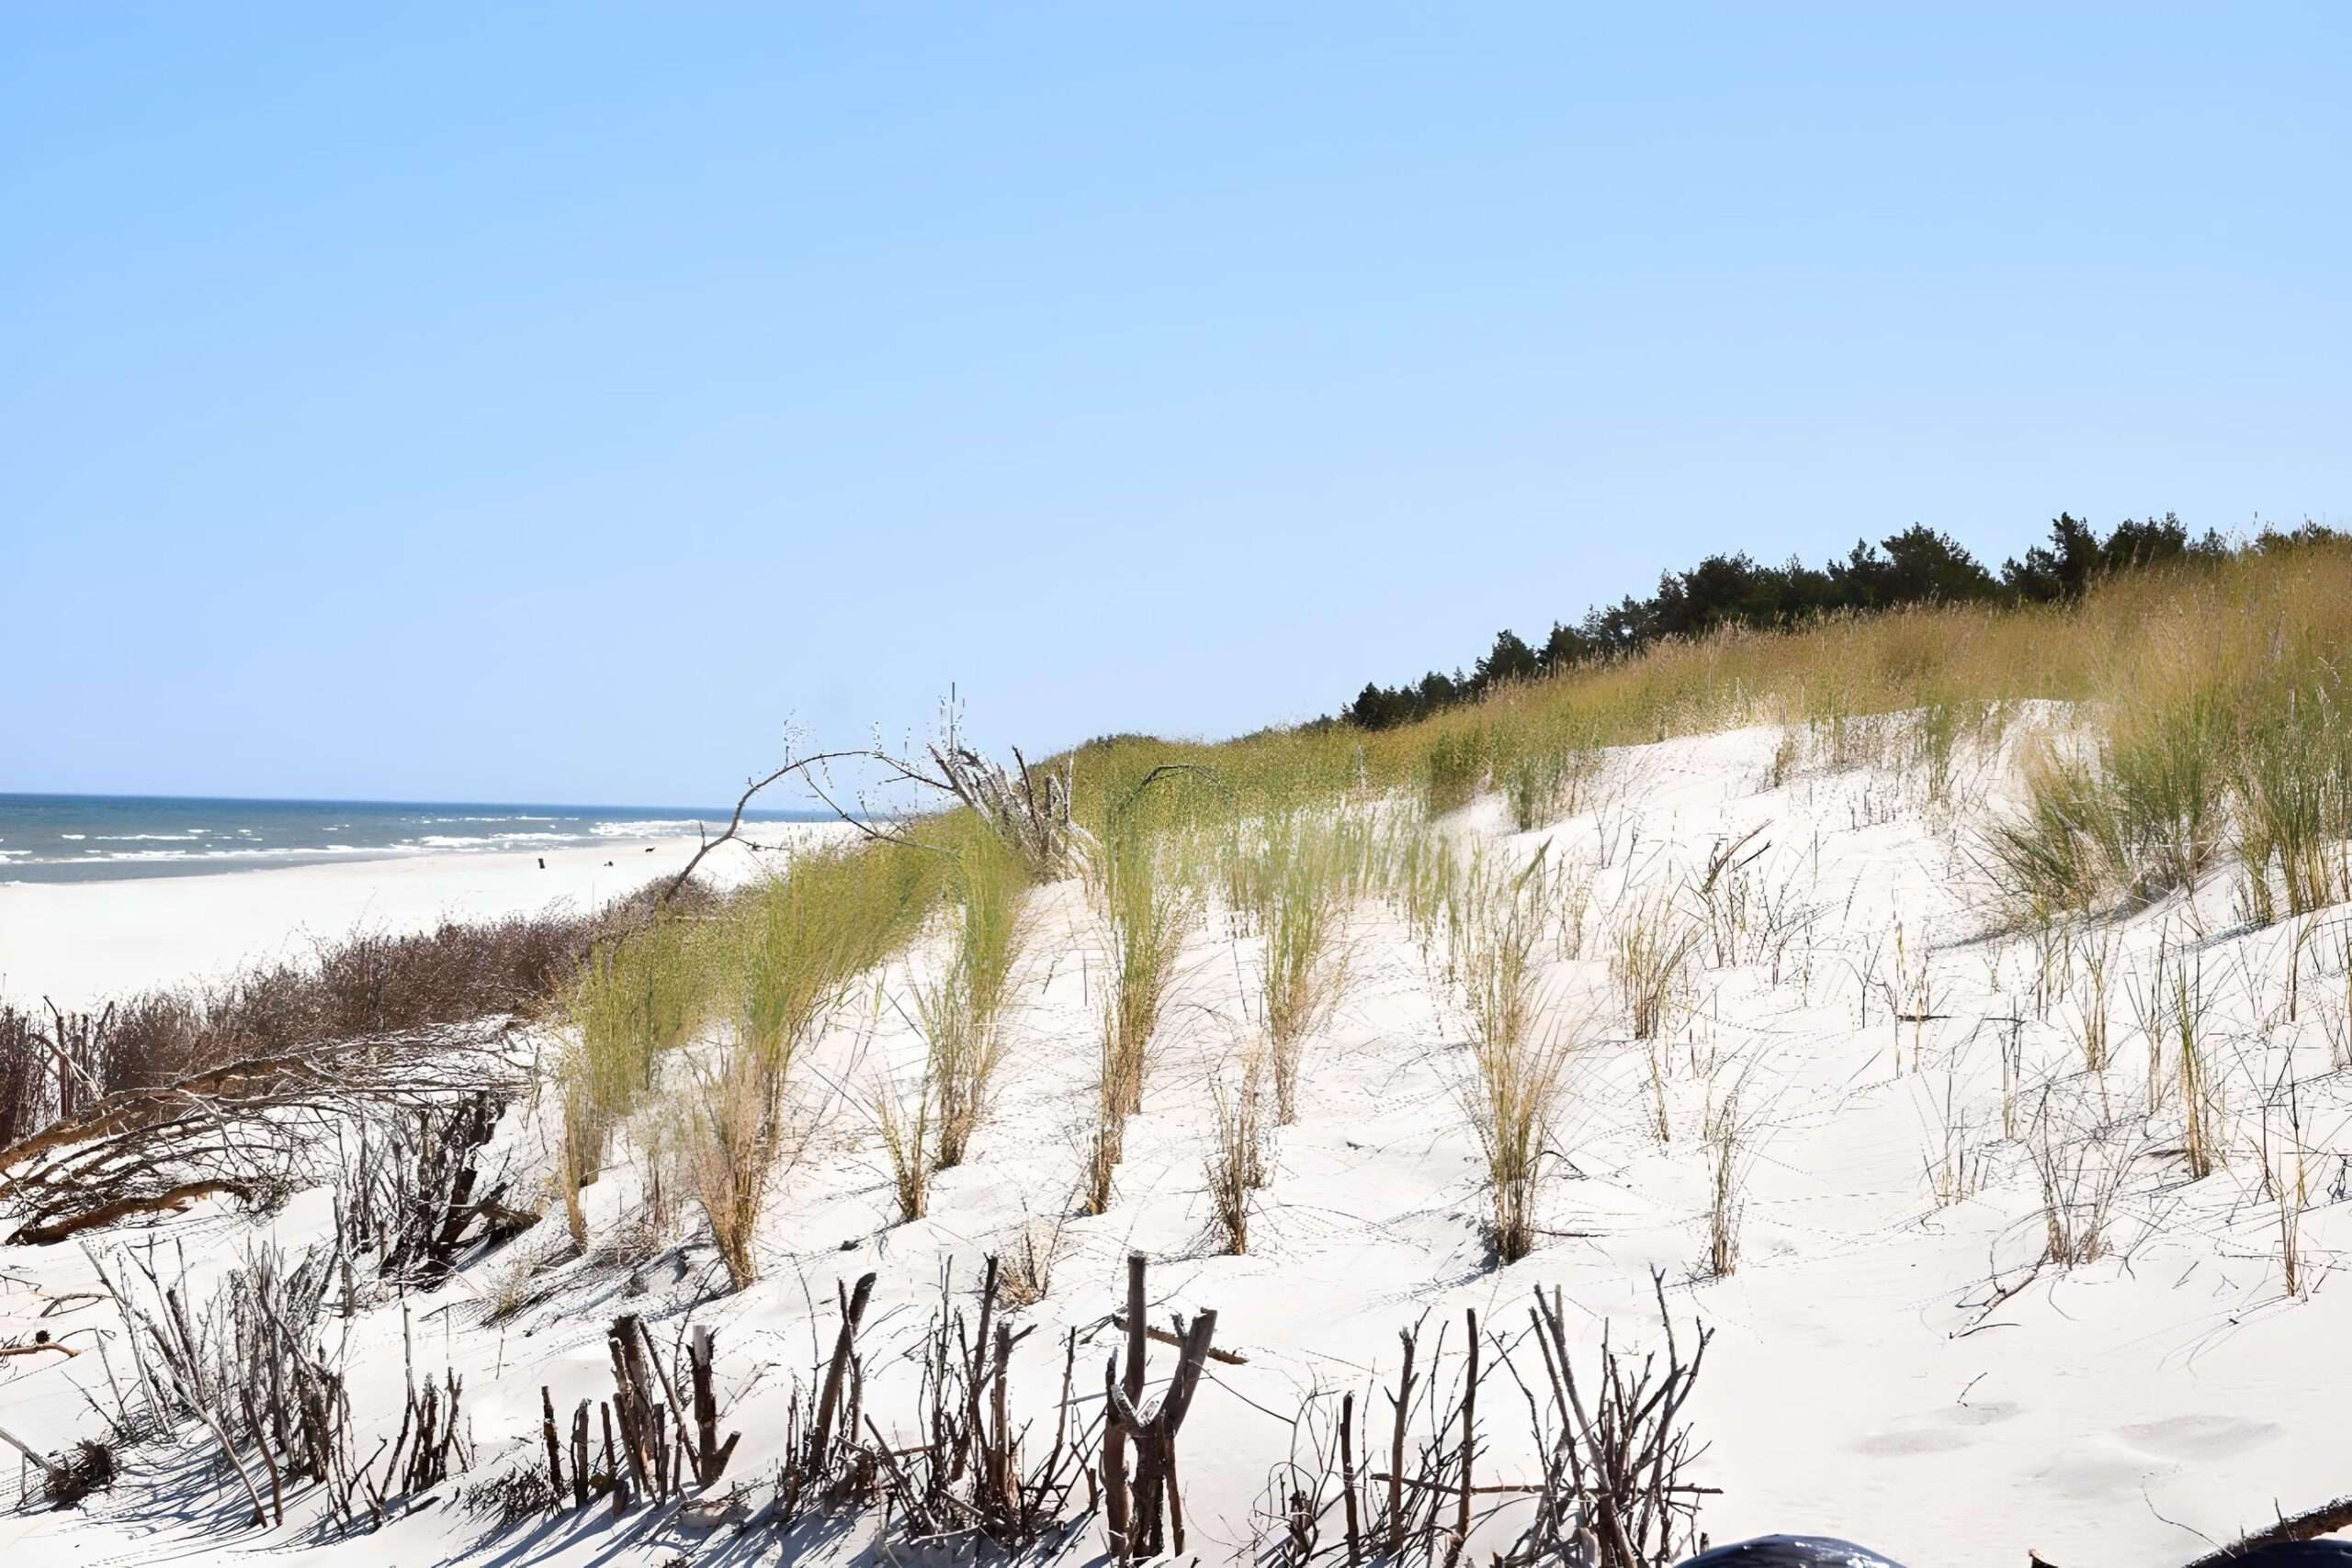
<box><xmin>875</xmin><ymin>1067</ymin><xmax>933</xmax><ymax>1224</ymax></box>
<box><xmin>922</xmin><ymin>829</ymin><xmax>1031</xmax><ymax>1169</ymax></box>
<box><xmin>676</xmin><ymin>1043</ymin><xmax>790</xmax><ymax>1289</ymax></box>
<box><xmin>2030</xmin><ymin>1089</ymin><xmax>2138</xmax><ymax>1268</ymax></box>
<box><xmin>1611</xmin><ymin>891</ymin><xmax>1698</xmax><ymax>1043</ymax></box>
<box><xmin>1447</xmin><ymin>852</ymin><xmax>1573</xmax><ymax>1264</ymax></box>
<box><xmin>1204</xmin><ymin>1046</ymin><xmax>1268</xmax><ymax>1255</ymax></box>
<box><xmin>998</xmin><ymin>1211</ymin><xmax>1069</xmax><ymax>1308</ymax></box>
<box><xmin>1094</xmin><ymin>824</ymin><xmax>1193</xmax><ymax>1122</ymax></box>
<box><xmin>1243</xmin><ymin>810</ymin><xmax>1363</xmax><ymax>1123</ymax></box>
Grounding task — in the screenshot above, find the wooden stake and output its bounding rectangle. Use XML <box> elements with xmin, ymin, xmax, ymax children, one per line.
<box><xmin>540</xmin><ymin>1386</ymin><xmax>564</xmax><ymax>1500</ymax></box>
<box><xmin>1340</xmin><ymin>1390</ymin><xmax>1362</xmax><ymax>1567</ymax></box>
<box><xmin>570</xmin><ymin>1400</ymin><xmax>590</xmax><ymax>1510</ymax></box>
<box><xmin>1386</xmin><ymin>1325</ymin><xmax>1418</xmax><ymax>1558</ymax></box>
<box><xmin>811</xmin><ymin>1272</ymin><xmax>876</xmax><ymax>1468</ymax></box>
<box><xmin>1449</xmin><ymin>1309</ymin><xmax>1478</xmax><ymax>1567</ymax></box>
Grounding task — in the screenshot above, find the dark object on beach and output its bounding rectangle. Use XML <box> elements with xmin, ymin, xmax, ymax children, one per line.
<box><xmin>537</xmin><ymin>858</ymin><xmax>545</xmax><ymax>869</ymax></box>
<box><xmin>2190</xmin><ymin>1542</ymin><xmax>2352</xmax><ymax>1568</ymax></box>
<box><xmin>45</xmin><ymin>1439</ymin><xmax>115</xmax><ymax>1506</ymax></box>
<box><xmin>2179</xmin><ymin>1495</ymin><xmax>2352</xmax><ymax>1568</ymax></box>
<box><xmin>1680</xmin><ymin>1538</ymin><xmax>1905</xmax><ymax>1568</ymax></box>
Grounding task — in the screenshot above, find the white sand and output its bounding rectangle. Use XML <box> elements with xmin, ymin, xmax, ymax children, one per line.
<box><xmin>0</xmin><ymin>833</ymin><xmax>782</xmax><ymax>1010</ymax></box>
<box><xmin>1</xmin><ymin>726</ymin><xmax>2346</xmax><ymax>1565</ymax></box>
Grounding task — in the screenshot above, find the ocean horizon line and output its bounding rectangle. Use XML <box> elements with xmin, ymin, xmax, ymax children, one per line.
<box><xmin>0</xmin><ymin>788</ymin><xmax>834</xmax><ymax>820</ymax></box>
<box><xmin>0</xmin><ymin>792</ymin><xmax>840</xmax><ymax>886</ymax></box>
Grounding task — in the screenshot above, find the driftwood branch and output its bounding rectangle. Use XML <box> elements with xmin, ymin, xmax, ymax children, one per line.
<box><xmin>2180</xmin><ymin>1496</ymin><xmax>2352</xmax><ymax>1567</ymax></box>
<box><xmin>10</xmin><ymin>1180</ymin><xmax>253</xmax><ymax>1247</ymax></box>
<box><xmin>1110</xmin><ymin>1313</ymin><xmax>1249</xmax><ymax>1364</ymax></box>
<box><xmin>661</xmin><ymin>748</ymin><xmax>876</xmax><ymax>904</ymax></box>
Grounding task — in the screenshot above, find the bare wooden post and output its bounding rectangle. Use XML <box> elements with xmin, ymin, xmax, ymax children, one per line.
<box><xmin>1159</xmin><ymin>1308</ymin><xmax>1217</xmax><ymax>1556</ymax></box>
<box><xmin>1448</xmin><ymin>1309</ymin><xmax>1479</xmax><ymax>1567</ymax></box>
<box><xmin>540</xmin><ymin>1386</ymin><xmax>565</xmax><ymax>1500</ymax></box>
<box><xmin>632</xmin><ymin>1317</ymin><xmax>702</xmax><ymax>1483</ymax></box>
<box><xmin>686</xmin><ymin>1325</ymin><xmax>739</xmax><ymax>1483</ymax></box>
<box><xmin>570</xmin><ymin>1400</ymin><xmax>590</xmax><ymax>1509</ymax></box>
<box><xmin>1105</xmin><ymin>1251</ymin><xmax>1147</xmax><ymax>1559</ymax></box>
<box><xmin>601</xmin><ymin>1401</ymin><xmax>626</xmax><ymax>1516</ymax></box>
<box><xmin>1386</xmin><ymin>1325</ymin><xmax>1419</xmax><ymax>1558</ymax></box>
<box><xmin>650</xmin><ymin>1402</ymin><xmax>669</xmax><ymax>1498</ymax></box>
<box><xmin>606</xmin><ymin>1319</ymin><xmax>653</xmax><ymax>1496</ymax></box>
<box><xmin>989</xmin><ymin>1319</ymin><xmax>1013</xmax><ymax>1508</ymax></box>
<box><xmin>1340</xmin><ymin>1390</ymin><xmax>1363</xmax><ymax>1567</ymax></box>
<box><xmin>810</xmin><ymin>1272</ymin><xmax>876</xmax><ymax>1469</ymax></box>
<box><xmin>1103</xmin><ymin>1304</ymin><xmax>1218</xmax><ymax>1560</ymax></box>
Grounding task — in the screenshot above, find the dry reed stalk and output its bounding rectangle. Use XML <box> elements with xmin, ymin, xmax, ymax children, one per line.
<box><xmin>875</xmin><ymin>1068</ymin><xmax>933</xmax><ymax>1224</ymax></box>
<box><xmin>2171</xmin><ymin>960</ymin><xmax>2220</xmax><ymax>1180</ymax></box>
<box><xmin>2074</xmin><ymin>923</ymin><xmax>2116</xmax><ymax>1072</ymax></box>
<box><xmin>1205</xmin><ymin>1047</ymin><xmax>1267</xmax><ymax>1254</ymax></box>
<box><xmin>1611</xmin><ymin>892</ymin><xmax>1696</xmax><ymax>1043</ymax></box>
<box><xmin>2030</xmin><ymin>1089</ymin><xmax>2136</xmax><ymax>1267</ymax></box>
<box><xmin>1701</xmin><ymin>1064</ymin><xmax>1759</xmax><ymax>1277</ymax></box>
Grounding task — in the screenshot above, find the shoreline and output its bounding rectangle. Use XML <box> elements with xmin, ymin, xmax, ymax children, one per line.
<box><xmin>0</xmin><ymin>828</ymin><xmax>821</xmax><ymax>1012</ymax></box>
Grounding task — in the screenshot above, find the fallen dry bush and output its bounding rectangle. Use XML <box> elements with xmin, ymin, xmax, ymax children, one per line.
<box><xmin>0</xmin><ymin>1023</ymin><xmax>524</xmax><ymax>1247</ymax></box>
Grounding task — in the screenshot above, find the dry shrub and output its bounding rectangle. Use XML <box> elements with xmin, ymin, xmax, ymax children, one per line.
<box><xmin>998</xmin><ymin>1211</ymin><xmax>1069</xmax><ymax>1308</ymax></box>
<box><xmin>1205</xmin><ymin>1047</ymin><xmax>1267</xmax><ymax>1255</ymax></box>
<box><xmin>677</xmin><ymin>1044</ymin><xmax>790</xmax><ymax>1289</ymax></box>
<box><xmin>0</xmin><ymin>900</ymin><xmax>652</xmax><ymax>1152</ymax></box>
<box><xmin>2030</xmin><ymin>1087</ymin><xmax>2139</xmax><ymax>1267</ymax></box>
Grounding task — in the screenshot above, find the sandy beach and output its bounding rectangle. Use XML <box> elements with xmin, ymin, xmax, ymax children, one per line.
<box><xmin>0</xmin><ymin>830</ymin><xmax>792</xmax><ymax>1010</ymax></box>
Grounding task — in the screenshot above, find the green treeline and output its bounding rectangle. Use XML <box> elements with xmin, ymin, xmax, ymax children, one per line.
<box><xmin>1340</xmin><ymin>513</ymin><xmax>2272</xmax><ymax>730</ymax></box>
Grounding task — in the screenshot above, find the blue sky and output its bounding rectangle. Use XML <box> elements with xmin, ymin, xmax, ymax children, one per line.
<box><xmin>6</xmin><ymin>6</ymin><xmax>2346</xmax><ymax>805</ymax></box>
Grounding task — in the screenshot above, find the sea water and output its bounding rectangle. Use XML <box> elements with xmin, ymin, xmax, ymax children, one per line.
<box><xmin>0</xmin><ymin>794</ymin><xmax>826</xmax><ymax>884</ymax></box>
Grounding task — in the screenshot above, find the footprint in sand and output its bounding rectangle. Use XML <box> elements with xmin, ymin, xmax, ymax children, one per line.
<box><xmin>2119</xmin><ymin>1415</ymin><xmax>2282</xmax><ymax>1461</ymax></box>
<box><xmin>1938</xmin><ymin>1401</ymin><xmax>2023</xmax><ymax>1427</ymax></box>
<box><xmin>1852</xmin><ymin>1428</ymin><xmax>1975</xmax><ymax>1457</ymax></box>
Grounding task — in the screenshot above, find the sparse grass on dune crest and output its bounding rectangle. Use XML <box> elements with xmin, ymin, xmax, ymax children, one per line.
<box><xmin>922</xmin><ymin>827</ymin><xmax>1030</xmax><ymax>1169</ymax></box>
<box><xmin>553</xmin><ymin>834</ymin><xmax>947</xmax><ymax>1275</ymax></box>
<box><xmin>1093</xmin><ymin>821</ymin><xmax>1192</xmax><ymax>1122</ymax></box>
<box><xmin>1051</xmin><ymin>543</ymin><xmax>2352</xmax><ymax>920</ymax></box>
<box><xmin>1239</xmin><ymin>808</ymin><xmax>1365</xmax><ymax>1124</ymax></box>
<box><xmin>556</xmin><ymin>916</ymin><xmax>709</xmax><ymax>1247</ymax></box>
<box><xmin>496</xmin><ymin>537</ymin><xmax>2352</xmax><ymax>1296</ymax></box>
